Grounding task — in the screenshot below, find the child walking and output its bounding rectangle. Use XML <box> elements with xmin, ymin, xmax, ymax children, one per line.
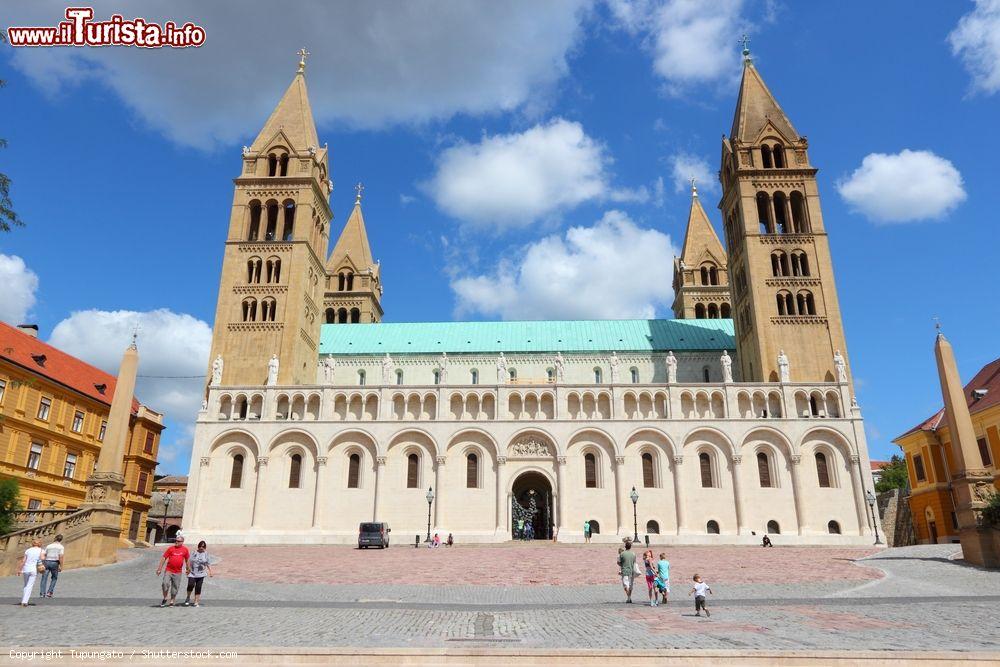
<box><xmin>655</xmin><ymin>552</ymin><xmax>670</xmax><ymax>605</ymax></box>
<box><xmin>689</xmin><ymin>573</ymin><xmax>712</xmax><ymax>617</ymax></box>
<box><xmin>642</xmin><ymin>550</ymin><xmax>658</xmax><ymax>607</ymax></box>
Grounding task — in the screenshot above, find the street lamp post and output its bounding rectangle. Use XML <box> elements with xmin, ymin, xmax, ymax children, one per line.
<box><xmin>425</xmin><ymin>486</ymin><xmax>434</xmax><ymax>543</ymax></box>
<box><xmin>865</xmin><ymin>489</ymin><xmax>884</xmax><ymax>545</ymax></box>
<box><xmin>630</xmin><ymin>486</ymin><xmax>639</xmax><ymax>543</ymax></box>
<box><xmin>160</xmin><ymin>490</ymin><xmax>172</xmax><ymax>543</ymax></box>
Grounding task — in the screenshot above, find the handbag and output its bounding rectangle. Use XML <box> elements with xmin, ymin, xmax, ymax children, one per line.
<box><xmin>35</xmin><ymin>560</ymin><xmax>45</xmax><ymax>574</ymax></box>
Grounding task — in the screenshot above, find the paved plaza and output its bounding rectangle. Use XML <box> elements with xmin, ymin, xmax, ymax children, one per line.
<box><xmin>3</xmin><ymin>543</ymin><xmax>1000</xmax><ymax>656</ymax></box>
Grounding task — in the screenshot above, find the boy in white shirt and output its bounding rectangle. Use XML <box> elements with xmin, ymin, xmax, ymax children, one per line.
<box><xmin>689</xmin><ymin>573</ymin><xmax>712</xmax><ymax>617</ymax></box>
<box><xmin>39</xmin><ymin>534</ymin><xmax>65</xmax><ymax>598</ymax></box>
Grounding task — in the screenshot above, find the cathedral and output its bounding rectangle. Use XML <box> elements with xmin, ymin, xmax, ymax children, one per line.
<box><xmin>182</xmin><ymin>50</ymin><xmax>879</xmax><ymax>545</ymax></box>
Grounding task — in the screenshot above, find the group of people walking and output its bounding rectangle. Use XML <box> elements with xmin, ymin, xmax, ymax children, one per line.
<box><xmin>616</xmin><ymin>539</ymin><xmax>713</xmax><ymax>616</ymax></box>
<box><xmin>16</xmin><ymin>533</ymin><xmax>214</xmax><ymax>608</ymax></box>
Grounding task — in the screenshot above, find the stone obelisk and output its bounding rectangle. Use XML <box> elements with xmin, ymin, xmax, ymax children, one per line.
<box><xmin>934</xmin><ymin>330</ymin><xmax>999</xmax><ymax>568</ymax></box>
<box><xmin>82</xmin><ymin>336</ymin><xmax>139</xmax><ymax>564</ymax></box>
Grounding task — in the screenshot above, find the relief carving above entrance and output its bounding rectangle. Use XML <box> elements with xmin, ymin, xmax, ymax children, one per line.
<box><xmin>509</xmin><ymin>437</ymin><xmax>551</xmax><ymax>458</ymax></box>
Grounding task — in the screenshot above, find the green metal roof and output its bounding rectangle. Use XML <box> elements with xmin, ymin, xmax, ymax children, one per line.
<box><xmin>319</xmin><ymin>319</ymin><xmax>734</xmax><ymax>355</ymax></box>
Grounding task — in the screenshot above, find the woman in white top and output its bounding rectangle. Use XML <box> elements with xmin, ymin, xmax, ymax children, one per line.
<box><xmin>18</xmin><ymin>538</ymin><xmax>43</xmax><ymax>607</ymax></box>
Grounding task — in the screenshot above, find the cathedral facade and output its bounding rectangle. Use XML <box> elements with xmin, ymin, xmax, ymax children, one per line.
<box><xmin>182</xmin><ymin>52</ymin><xmax>879</xmax><ymax>545</ymax></box>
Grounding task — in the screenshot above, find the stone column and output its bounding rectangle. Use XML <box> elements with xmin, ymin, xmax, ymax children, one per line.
<box><xmin>672</xmin><ymin>455</ymin><xmax>687</xmax><ymax>534</ymax></box>
<box><xmin>372</xmin><ymin>455</ymin><xmax>386</xmax><ymax>522</ymax></box>
<box><xmin>789</xmin><ymin>455</ymin><xmax>806</xmax><ymax>535</ymax></box>
<box><xmin>730</xmin><ymin>454</ymin><xmax>746</xmax><ymax>535</ymax></box>
<box><xmin>555</xmin><ymin>455</ymin><xmax>569</xmax><ymax>537</ymax></box>
<box><xmin>495</xmin><ymin>456</ymin><xmax>507</xmax><ymax>536</ymax></box>
<box><xmin>848</xmin><ymin>455</ymin><xmax>869</xmax><ymax>535</ymax></box>
<box><xmin>250</xmin><ymin>456</ymin><xmax>269</xmax><ymax>527</ymax></box>
<box><xmin>311</xmin><ymin>456</ymin><xmax>327</xmax><ymax>528</ymax></box>
<box><xmin>434</xmin><ymin>455</ymin><xmax>446</xmax><ymax>529</ymax></box>
<box><xmin>613</xmin><ymin>455</ymin><xmax>627</xmax><ymax>536</ymax></box>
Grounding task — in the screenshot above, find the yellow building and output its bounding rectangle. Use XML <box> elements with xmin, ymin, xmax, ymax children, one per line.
<box><xmin>0</xmin><ymin>322</ymin><xmax>165</xmax><ymax>543</ymax></box>
<box><xmin>894</xmin><ymin>356</ymin><xmax>1000</xmax><ymax>543</ymax></box>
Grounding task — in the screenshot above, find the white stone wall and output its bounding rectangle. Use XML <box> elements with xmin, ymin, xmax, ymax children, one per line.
<box><xmin>184</xmin><ymin>365</ymin><xmax>879</xmax><ymax>546</ymax></box>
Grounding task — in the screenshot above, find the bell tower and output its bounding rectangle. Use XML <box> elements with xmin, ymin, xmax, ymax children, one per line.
<box><xmin>322</xmin><ymin>183</ymin><xmax>383</xmax><ymax>324</ymax></box>
<box><xmin>720</xmin><ymin>45</ymin><xmax>851</xmax><ymax>384</ymax></box>
<box><xmin>672</xmin><ymin>182</ymin><xmax>731</xmax><ymax>320</ymax></box>
<box><xmin>207</xmin><ymin>50</ymin><xmax>331</xmax><ymax>386</ymax></box>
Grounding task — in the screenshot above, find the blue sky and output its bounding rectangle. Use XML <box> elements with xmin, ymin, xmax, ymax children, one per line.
<box><xmin>2</xmin><ymin>1</ymin><xmax>998</xmax><ymax>474</ymax></box>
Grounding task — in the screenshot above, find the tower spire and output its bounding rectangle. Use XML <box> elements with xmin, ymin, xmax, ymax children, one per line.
<box><xmin>296</xmin><ymin>48</ymin><xmax>310</xmax><ymax>75</ymax></box>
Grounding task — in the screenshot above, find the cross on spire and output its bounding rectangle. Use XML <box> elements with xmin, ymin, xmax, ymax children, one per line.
<box><xmin>690</xmin><ymin>177</ymin><xmax>698</xmax><ymax>197</ymax></box>
<box><xmin>739</xmin><ymin>33</ymin><xmax>752</xmax><ymax>62</ymax></box>
<box><xmin>355</xmin><ymin>182</ymin><xmax>365</xmax><ymax>203</ymax></box>
<box><xmin>130</xmin><ymin>321</ymin><xmax>141</xmax><ymax>350</ymax></box>
<box><xmin>933</xmin><ymin>315</ymin><xmax>942</xmax><ymax>334</ymax></box>
<box><xmin>296</xmin><ymin>48</ymin><xmax>311</xmax><ymax>74</ymax></box>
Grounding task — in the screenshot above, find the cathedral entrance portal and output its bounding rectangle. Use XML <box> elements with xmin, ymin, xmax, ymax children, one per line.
<box><xmin>511</xmin><ymin>471</ymin><xmax>553</xmax><ymax>540</ymax></box>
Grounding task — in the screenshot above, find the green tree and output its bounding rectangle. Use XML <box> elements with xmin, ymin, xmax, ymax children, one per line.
<box><xmin>874</xmin><ymin>454</ymin><xmax>909</xmax><ymax>493</ymax></box>
<box><xmin>0</xmin><ymin>477</ymin><xmax>21</xmax><ymax>535</ymax></box>
<box><xmin>982</xmin><ymin>493</ymin><xmax>1000</xmax><ymax>529</ymax></box>
<box><xmin>0</xmin><ymin>33</ymin><xmax>25</xmax><ymax>232</ymax></box>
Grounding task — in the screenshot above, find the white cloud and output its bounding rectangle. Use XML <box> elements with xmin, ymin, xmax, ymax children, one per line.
<box><xmin>836</xmin><ymin>150</ymin><xmax>966</xmax><ymax>224</ymax></box>
<box><xmin>608</xmin><ymin>0</ymin><xmax>745</xmax><ymax>92</ymax></box>
<box><xmin>669</xmin><ymin>153</ymin><xmax>717</xmax><ymax>194</ymax></box>
<box><xmin>949</xmin><ymin>0</ymin><xmax>1000</xmax><ymax>95</ymax></box>
<box><xmin>7</xmin><ymin>1</ymin><xmax>591</xmax><ymax>148</ymax></box>
<box><xmin>451</xmin><ymin>210</ymin><xmax>677</xmax><ymax>319</ymax></box>
<box><xmin>0</xmin><ymin>254</ymin><xmax>40</xmax><ymax>326</ymax></box>
<box><xmin>48</xmin><ymin>309</ymin><xmax>212</xmax><ymax>427</ymax></box>
<box><xmin>425</xmin><ymin>119</ymin><xmax>642</xmax><ymax>229</ymax></box>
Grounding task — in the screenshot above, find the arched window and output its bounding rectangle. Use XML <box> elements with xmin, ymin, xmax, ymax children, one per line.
<box><xmin>695</xmin><ymin>303</ymin><xmax>707</xmax><ymax>319</ymax></box>
<box><xmin>827</xmin><ymin>520</ymin><xmax>841</xmax><ymax>534</ymax></box>
<box><xmin>247</xmin><ymin>257</ymin><xmax>261</xmax><ymax>284</ymax></box>
<box><xmin>790</xmin><ymin>191</ymin><xmax>809</xmax><ymax>232</ymax></box>
<box><xmin>757</xmin><ymin>451</ymin><xmax>772</xmax><ymax>487</ymax></box>
<box><xmin>358</xmin><ymin>370</ymin><xmax>366</xmax><ymax>386</ymax></box>
<box><xmin>230</xmin><ymin>454</ymin><xmax>244</xmax><ymax>488</ymax></box>
<box><xmin>816</xmin><ymin>452</ymin><xmax>831</xmax><ymax>487</ymax></box>
<box><xmin>703</xmin><ymin>366</ymin><xmax>711</xmax><ymax>382</ymax></box>
<box><xmin>278</xmin><ymin>153</ymin><xmax>289</xmax><ymax>177</ymax></box>
<box><xmin>588</xmin><ymin>520</ymin><xmax>601</xmax><ymax>534</ymax></box>
<box><xmin>805</xmin><ymin>291</ymin><xmax>816</xmax><ymax>315</ymax></box>
<box><xmin>767</xmin><ymin>520</ymin><xmax>781</xmax><ymax>534</ymax></box>
<box><xmin>584</xmin><ymin>453</ymin><xmax>597</xmax><ymax>488</ymax></box>
<box><xmin>706</xmin><ymin>520</ymin><xmax>720</xmax><ymax>534</ymax></box>
<box><xmin>773</xmin><ymin>192</ymin><xmax>789</xmax><ymax>233</ymax></box>
<box><xmin>470</xmin><ymin>369</ymin><xmax>479</xmax><ymax>385</ymax></box>
<box><xmin>406</xmin><ymin>453</ymin><xmax>419</xmax><ymax>488</ymax></box>
<box><xmin>265</xmin><ymin>257</ymin><xmax>281</xmax><ymax>283</ymax></box>
<box><xmin>260</xmin><ymin>297</ymin><xmax>276</xmax><ymax>322</ymax></box>
<box><xmin>433</xmin><ymin>370</ymin><xmax>441</xmax><ymax>385</ymax></box>
<box><xmin>594</xmin><ymin>368</ymin><xmax>603</xmax><ymax>384</ymax></box>
<box><xmin>396</xmin><ymin>370</ymin><xmax>404</xmax><ymax>385</ymax></box>
<box><xmin>709</xmin><ymin>266</ymin><xmax>719</xmax><ymax>285</ymax></box>
<box><xmin>242</xmin><ymin>298</ymin><xmax>257</xmax><ymax>322</ymax></box>
<box><xmin>642</xmin><ymin>452</ymin><xmax>655</xmax><ymax>488</ymax></box>
<box><xmin>509</xmin><ymin>368</ymin><xmax>517</xmax><ymax>382</ymax></box>
<box><xmin>289</xmin><ymin>453</ymin><xmax>302</xmax><ymax>488</ymax></box>
<box><xmin>347</xmin><ymin>453</ymin><xmax>360</xmax><ymax>488</ymax></box>
<box><xmin>267</xmin><ymin>154</ymin><xmax>277</xmax><ymax>177</ymax></box>
<box><xmin>466</xmin><ymin>452</ymin><xmax>478</xmax><ymax>488</ymax></box>
<box><xmin>265</xmin><ymin>201</ymin><xmax>279</xmax><ymax>240</ymax></box>
<box><xmin>699</xmin><ymin>452</ymin><xmax>713</xmax><ymax>487</ymax></box>
<box><xmin>646</xmin><ymin>520</ymin><xmax>660</xmax><ymax>534</ymax></box>
<box><xmin>630</xmin><ymin>367</ymin><xmax>639</xmax><ymax>384</ymax></box>
<box><xmin>776</xmin><ymin>291</ymin><xmax>793</xmax><ymax>316</ymax></box>
<box><xmin>338</xmin><ymin>273</ymin><xmax>346</xmax><ymax>291</ymax></box>
<box><xmin>771</xmin><ymin>251</ymin><xmax>789</xmax><ymax>277</ymax></box>
<box><xmin>773</xmin><ymin>144</ymin><xmax>785</xmax><ymax>168</ymax></box>
<box><xmin>756</xmin><ymin>192</ymin><xmax>772</xmax><ymax>234</ymax></box>
<box><xmin>707</xmin><ymin>303</ymin><xmax>719</xmax><ymax>319</ymax></box>
<box><xmin>761</xmin><ymin>144</ymin><xmax>773</xmax><ymax>168</ymax></box>
<box><xmin>721</xmin><ymin>303</ymin><xmax>732</xmax><ymax>318</ymax></box>
<box><xmin>247</xmin><ymin>200</ymin><xmax>262</xmax><ymax>240</ymax></box>
<box><xmin>282</xmin><ymin>201</ymin><xmax>295</xmax><ymax>241</ymax></box>
<box><xmin>325</xmin><ymin>308</ymin><xmax>335</xmax><ymax>324</ymax></box>
<box><xmin>547</xmin><ymin>368</ymin><xmax>555</xmax><ymax>382</ymax></box>
<box><xmin>337</xmin><ymin>308</ymin><xmax>348</xmax><ymax>323</ymax></box>
<box><xmin>346</xmin><ymin>273</ymin><xmax>355</xmax><ymax>291</ymax></box>
<box><xmin>350</xmin><ymin>308</ymin><xmax>361</xmax><ymax>323</ymax></box>
<box><xmin>810</xmin><ymin>395</ymin><xmax>820</xmax><ymax>416</ymax></box>
<box><xmin>700</xmin><ymin>266</ymin><xmax>709</xmax><ymax>285</ymax></box>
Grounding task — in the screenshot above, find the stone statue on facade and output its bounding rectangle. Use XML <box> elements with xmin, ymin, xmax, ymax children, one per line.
<box><xmin>778</xmin><ymin>350</ymin><xmax>790</xmax><ymax>383</ymax></box>
<box><xmin>497</xmin><ymin>352</ymin><xmax>508</xmax><ymax>384</ymax></box>
<box><xmin>833</xmin><ymin>350</ymin><xmax>848</xmax><ymax>383</ymax></box>
<box><xmin>382</xmin><ymin>353</ymin><xmax>394</xmax><ymax>385</ymax></box>
<box><xmin>666</xmin><ymin>351</ymin><xmax>678</xmax><ymax>384</ymax></box>
<box><xmin>554</xmin><ymin>352</ymin><xmax>565</xmax><ymax>383</ymax></box>
<box><xmin>610</xmin><ymin>352</ymin><xmax>620</xmax><ymax>383</ymax></box>
<box><xmin>200</xmin><ymin>399</ymin><xmax>208</xmax><ymax>412</ymax></box>
<box><xmin>438</xmin><ymin>352</ymin><xmax>449</xmax><ymax>384</ymax></box>
<box><xmin>721</xmin><ymin>350</ymin><xmax>733</xmax><ymax>383</ymax></box>
<box><xmin>266</xmin><ymin>354</ymin><xmax>279</xmax><ymax>386</ymax></box>
<box><xmin>322</xmin><ymin>357</ymin><xmax>335</xmax><ymax>384</ymax></box>
<box><xmin>241</xmin><ymin>145</ymin><xmax>250</xmax><ymax>157</ymax></box>
<box><xmin>211</xmin><ymin>354</ymin><xmax>223</xmax><ymax>386</ymax></box>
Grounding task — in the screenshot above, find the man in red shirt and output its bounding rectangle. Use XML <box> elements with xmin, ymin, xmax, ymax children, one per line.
<box><xmin>155</xmin><ymin>535</ymin><xmax>191</xmax><ymax>607</ymax></box>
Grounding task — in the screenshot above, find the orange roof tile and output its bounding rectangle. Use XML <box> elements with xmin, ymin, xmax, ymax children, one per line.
<box><xmin>0</xmin><ymin>321</ymin><xmax>143</xmax><ymax>413</ymax></box>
